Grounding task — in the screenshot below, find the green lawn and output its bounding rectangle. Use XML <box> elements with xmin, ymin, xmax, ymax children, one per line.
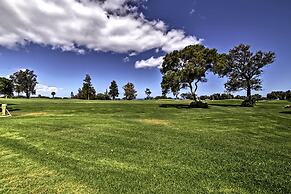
<box><xmin>0</xmin><ymin>99</ymin><xmax>290</xmax><ymax>193</ymax></box>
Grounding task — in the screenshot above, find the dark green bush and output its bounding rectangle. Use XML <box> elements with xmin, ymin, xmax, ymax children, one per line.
<box><xmin>189</xmin><ymin>101</ymin><xmax>209</xmax><ymax>108</ymax></box>
<box><xmin>241</xmin><ymin>98</ymin><xmax>256</xmax><ymax>107</ymax></box>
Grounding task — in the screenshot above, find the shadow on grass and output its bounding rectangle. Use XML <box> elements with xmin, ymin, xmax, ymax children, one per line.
<box><xmin>9</xmin><ymin>108</ymin><xmax>21</xmax><ymax>112</ymax></box>
<box><xmin>279</xmin><ymin>111</ymin><xmax>291</xmax><ymax>114</ymax></box>
<box><xmin>208</xmin><ymin>103</ymin><xmax>241</xmax><ymax>107</ymax></box>
<box><xmin>159</xmin><ymin>104</ymin><xmax>190</xmax><ymax>109</ymax></box>
<box><xmin>0</xmin><ymin>104</ymin><xmax>21</xmax><ymax>112</ymax></box>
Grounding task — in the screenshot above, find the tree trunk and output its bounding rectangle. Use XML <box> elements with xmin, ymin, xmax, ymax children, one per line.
<box><xmin>247</xmin><ymin>81</ymin><xmax>251</xmax><ymax>101</ymax></box>
<box><xmin>194</xmin><ymin>80</ymin><xmax>199</xmax><ymax>100</ymax></box>
<box><xmin>26</xmin><ymin>92</ymin><xmax>30</xmax><ymax>99</ymax></box>
<box><xmin>189</xmin><ymin>81</ymin><xmax>199</xmax><ymax>102</ymax></box>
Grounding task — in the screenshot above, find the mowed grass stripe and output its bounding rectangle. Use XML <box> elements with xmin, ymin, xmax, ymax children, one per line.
<box><xmin>0</xmin><ymin>99</ymin><xmax>290</xmax><ymax>193</ymax></box>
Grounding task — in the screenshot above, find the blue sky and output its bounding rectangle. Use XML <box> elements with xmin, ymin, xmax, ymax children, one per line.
<box><xmin>0</xmin><ymin>0</ymin><xmax>290</xmax><ymax>98</ymax></box>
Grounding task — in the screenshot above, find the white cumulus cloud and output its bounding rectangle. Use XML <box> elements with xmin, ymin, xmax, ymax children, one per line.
<box><xmin>0</xmin><ymin>0</ymin><xmax>201</xmax><ymax>55</ymax></box>
<box><xmin>36</xmin><ymin>84</ymin><xmax>59</xmax><ymax>96</ymax></box>
<box><xmin>135</xmin><ymin>56</ymin><xmax>164</xmax><ymax>69</ymax></box>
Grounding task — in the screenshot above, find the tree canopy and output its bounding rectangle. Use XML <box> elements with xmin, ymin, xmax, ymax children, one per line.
<box><xmin>10</xmin><ymin>69</ymin><xmax>38</xmax><ymax>98</ymax></box>
<box><xmin>51</xmin><ymin>91</ymin><xmax>56</xmax><ymax>98</ymax></box>
<box><xmin>145</xmin><ymin>88</ymin><xmax>152</xmax><ymax>99</ymax></box>
<box><xmin>76</xmin><ymin>74</ymin><xmax>96</xmax><ymax>100</ymax></box>
<box><xmin>109</xmin><ymin>80</ymin><xmax>119</xmax><ymax>100</ymax></box>
<box><xmin>0</xmin><ymin>77</ymin><xmax>14</xmax><ymax>97</ymax></box>
<box><xmin>123</xmin><ymin>82</ymin><xmax>137</xmax><ymax>100</ymax></box>
<box><xmin>161</xmin><ymin>45</ymin><xmax>220</xmax><ymax>101</ymax></box>
<box><xmin>215</xmin><ymin>44</ymin><xmax>275</xmax><ymax>103</ymax></box>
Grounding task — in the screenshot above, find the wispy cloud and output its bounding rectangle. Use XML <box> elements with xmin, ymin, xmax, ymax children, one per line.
<box><xmin>189</xmin><ymin>9</ymin><xmax>196</xmax><ymax>15</ymax></box>
<box><xmin>123</xmin><ymin>56</ymin><xmax>130</xmax><ymax>63</ymax></box>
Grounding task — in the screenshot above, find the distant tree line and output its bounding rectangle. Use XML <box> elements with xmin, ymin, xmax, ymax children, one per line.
<box><xmin>266</xmin><ymin>91</ymin><xmax>291</xmax><ymax>101</ymax></box>
<box><xmin>72</xmin><ymin>74</ymin><xmax>139</xmax><ymax>100</ymax></box>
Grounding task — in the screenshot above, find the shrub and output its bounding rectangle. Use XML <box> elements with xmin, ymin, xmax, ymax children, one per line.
<box><xmin>189</xmin><ymin>101</ymin><xmax>209</xmax><ymax>108</ymax></box>
<box><xmin>241</xmin><ymin>98</ymin><xmax>256</xmax><ymax>107</ymax></box>
<box><xmin>96</xmin><ymin>93</ymin><xmax>106</xmax><ymax>100</ymax></box>
<box><xmin>200</xmin><ymin>95</ymin><xmax>209</xmax><ymax>100</ymax></box>
<box><xmin>154</xmin><ymin>96</ymin><xmax>172</xmax><ymax>100</ymax></box>
<box><xmin>144</xmin><ymin>97</ymin><xmax>154</xmax><ymax>100</ymax></box>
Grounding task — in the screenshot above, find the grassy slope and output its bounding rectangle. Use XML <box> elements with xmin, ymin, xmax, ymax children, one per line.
<box><xmin>0</xmin><ymin>99</ymin><xmax>290</xmax><ymax>193</ymax></box>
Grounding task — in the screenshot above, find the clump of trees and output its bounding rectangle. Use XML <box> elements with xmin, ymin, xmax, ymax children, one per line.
<box><xmin>0</xmin><ymin>69</ymin><xmax>38</xmax><ymax>98</ymax></box>
<box><xmin>73</xmin><ymin>75</ymin><xmax>139</xmax><ymax>100</ymax></box>
<box><xmin>10</xmin><ymin>69</ymin><xmax>38</xmax><ymax>98</ymax></box>
<box><xmin>161</xmin><ymin>44</ymin><xmax>276</xmax><ymax>107</ymax></box>
<box><xmin>267</xmin><ymin>91</ymin><xmax>291</xmax><ymax>101</ymax></box>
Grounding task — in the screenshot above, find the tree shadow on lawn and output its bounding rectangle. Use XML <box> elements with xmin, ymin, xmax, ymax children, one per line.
<box><xmin>160</xmin><ymin>103</ymin><xmax>243</xmax><ymax>109</ymax></box>
<box><xmin>279</xmin><ymin>111</ymin><xmax>291</xmax><ymax>114</ymax></box>
<box><xmin>9</xmin><ymin>107</ymin><xmax>21</xmax><ymax>112</ymax></box>
<box><xmin>159</xmin><ymin>104</ymin><xmax>191</xmax><ymax>109</ymax></box>
<box><xmin>0</xmin><ymin>104</ymin><xmax>21</xmax><ymax>113</ymax></box>
<box><xmin>208</xmin><ymin>103</ymin><xmax>241</xmax><ymax>107</ymax></box>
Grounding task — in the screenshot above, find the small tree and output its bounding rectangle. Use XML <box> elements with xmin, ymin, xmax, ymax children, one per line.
<box><xmin>0</xmin><ymin>77</ymin><xmax>14</xmax><ymax>98</ymax></box>
<box><xmin>215</xmin><ymin>44</ymin><xmax>275</xmax><ymax>106</ymax></box>
<box><xmin>76</xmin><ymin>74</ymin><xmax>96</xmax><ymax>100</ymax></box>
<box><xmin>10</xmin><ymin>69</ymin><xmax>38</xmax><ymax>98</ymax></box>
<box><xmin>145</xmin><ymin>88</ymin><xmax>152</xmax><ymax>100</ymax></box>
<box><xmin>161</xmin><ymin>45</ymin><xmax>220</xmax><ymax>102</ymax></box>
<box><xmin>123</xmin><ymin>82</ymin><xmax>137</xmax><ymax>100</ymax></box>
<box><xmin>109</xmin><ymin>80</ymin><xmax>119</xmax><ymax>100</ymax></box>
<box><xmin>286</xmin><ymin>90</ymin><xmax>291</xmax><ymax>101</ymax></box>
<box><xmin>51</xmin><ymin>91</ymin><xmax>56</xmax><ymax>98</ymax></box>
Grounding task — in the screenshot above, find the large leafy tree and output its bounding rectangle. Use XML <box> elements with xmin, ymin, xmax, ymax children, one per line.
<box><xmin>215</xmin><ymin>44</ymin><xmax>275</xmax><ymax>102</ymax></box>
<box><xmin>161</xmin><ymin>45</ymin><xmax>219</xmax><ymax>101</ymax></box>
<box><xmin>77</xmin><ymin>74</ymin><xmax>96</xmax><ymax>100</ymax></box>
<box><xmin>109</xmin><ymin>80</ymin><xmax>119</xmax><ymax>100</ymax></box>
<box><xmin>10</xmin><ymin>69</ymin><xmax>38</xmax><ymax>98</ymax></box>
<box><xmin>0</xmin><ymin>77</ymin><xmax>14</xmax><ymax>97</ymax></box>
<box><xmin>161</xmin><ymin>70</ymin><xmax>181</xmax><ymax>99</ymax></box>
<box><xmin>123</xmin><ymin>82</ymin><xmax>137</xmax><ymax>100</ymax></box>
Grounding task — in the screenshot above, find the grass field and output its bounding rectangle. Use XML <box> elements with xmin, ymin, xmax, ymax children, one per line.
<box><xmin>0</xmin><ymin>99</ymin><xmax>290</xmax><ymax>193</ymax></box>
